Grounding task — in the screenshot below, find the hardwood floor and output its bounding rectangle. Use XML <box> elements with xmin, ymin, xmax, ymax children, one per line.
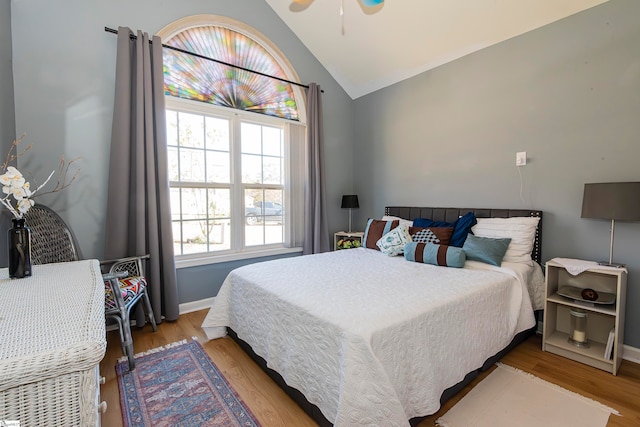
<box><xmin>99</xmin><ymin>310</ymin><xmax>640</xmax><ymax>426</ymax></box>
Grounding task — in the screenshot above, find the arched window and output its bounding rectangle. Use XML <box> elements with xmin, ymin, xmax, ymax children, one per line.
<box><xmin>158</xmin><ymin>16</ymin><xmax>306</xmax><ymax>265</ymax></box>
<box><xmin>163</xmin><ymin>25</ymin><xmax>299</xmax><ymax>120</ymax></box>
<box><xmin>160</xmin><ymin>15</ymin><xmax>305</xmax><ymax>122</ymax></box>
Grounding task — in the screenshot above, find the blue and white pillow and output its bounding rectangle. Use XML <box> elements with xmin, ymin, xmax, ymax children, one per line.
<box><xmin>376</xmin><ymin>225</ymin><xmax>412</xmax><ymax>256</ymax></box>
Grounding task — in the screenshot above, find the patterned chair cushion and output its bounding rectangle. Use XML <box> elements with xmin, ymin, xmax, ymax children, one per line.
<box><xmin>104</xmin><ymin>276</ymin><xmax>147</xmax><ymax>310</ymax></box>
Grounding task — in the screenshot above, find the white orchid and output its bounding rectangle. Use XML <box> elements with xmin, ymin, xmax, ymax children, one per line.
<box><xmin>0</xmin><ymin>167</ymin><xmax>54</xmax><ymax>219</ymax></box>
<box><xmin>0</xmin><ymin>167</ymin><xmax>27</xmax><ymax>195</ymax></box>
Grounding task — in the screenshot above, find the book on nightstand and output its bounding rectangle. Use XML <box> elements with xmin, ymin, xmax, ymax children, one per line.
<box><xmin>604</xmin><ymin>328</ymin><xmax>615</xmax><ymax>360</ymax></box>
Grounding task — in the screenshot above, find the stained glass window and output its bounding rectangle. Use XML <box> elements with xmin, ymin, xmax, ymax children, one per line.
<box><xmin>163</xmin><ymin>26</ymin><xmax>299</xmax><ymax>121</ymax></box>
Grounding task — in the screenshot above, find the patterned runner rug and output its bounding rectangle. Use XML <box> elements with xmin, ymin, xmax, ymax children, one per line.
<box><xmin>436</xmin><ymin>363</ymin><xmax>618</xmax><ymax>427</ymax></box>
<box><xmin>117</xmin><ymin>339</ymin><xmax>261</xmax><ymax>427</ymax></box>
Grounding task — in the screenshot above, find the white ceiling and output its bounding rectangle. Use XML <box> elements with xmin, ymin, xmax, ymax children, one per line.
<box><xmin>265</xmin><ymin>0</ymin><xmax>609</xmax><ymax>99</ymax></box>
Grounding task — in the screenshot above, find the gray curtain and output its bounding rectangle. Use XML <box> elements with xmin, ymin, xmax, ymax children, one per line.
<box><xmin>105</xmin><ymin>27</ymin><xmax>179</xmax><ymax>323</ymax></box>
<box><xmin>303</xmin><ymin>83</ymin><xmax>330</xmax><ymax>254</ymax></box>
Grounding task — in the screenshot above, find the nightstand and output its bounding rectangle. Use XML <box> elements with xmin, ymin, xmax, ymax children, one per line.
<box><xmin>542</xmin><ymin>260</ymin><xmax>627</xmax><ymax>375</ymax></box>
<box><xmin>334</xmin><ymin>231</ymin><xmax>364</xmax><ymax>250</ymax></box>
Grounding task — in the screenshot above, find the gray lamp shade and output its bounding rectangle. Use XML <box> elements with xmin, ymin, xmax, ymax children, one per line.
<box><xmin>341</xmin><ymin>195</ymin><xmax>359</xmax><ymax>209</ymax></box>
<box><xmin>581</xmin><ymin>182</ymin><xmax>640</xmax><ymax>221</ymax></box>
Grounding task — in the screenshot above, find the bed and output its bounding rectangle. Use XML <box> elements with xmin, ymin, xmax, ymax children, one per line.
<box><xmin>202</xmin><ymin>206</ymin><xmax>544</xmax><ymax>426</ymax></box>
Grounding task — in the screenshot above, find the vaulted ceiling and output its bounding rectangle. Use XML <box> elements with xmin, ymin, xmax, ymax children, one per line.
<box><xmin>265</xmin><ymin>0</ymin><xmax>609</xmax><ymax>99</ymax></box>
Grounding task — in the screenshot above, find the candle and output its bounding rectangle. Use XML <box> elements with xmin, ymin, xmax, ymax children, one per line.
<box><xmin>572</xmin><ymin>330</ymin><xmax>586</xmax><ymax>343</ymax></box>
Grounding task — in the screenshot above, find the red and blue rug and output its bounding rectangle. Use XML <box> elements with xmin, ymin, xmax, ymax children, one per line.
<box><xmin>116</xmin><ymin>339</ymin><xmax>261</xmax><ymax>427</ymax></box>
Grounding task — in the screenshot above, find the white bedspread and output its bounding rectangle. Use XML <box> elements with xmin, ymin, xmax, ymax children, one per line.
<box><xmin>202</xmin><ymin>248</ymin><xmax>543</xmax><ymax>426</ymax></box>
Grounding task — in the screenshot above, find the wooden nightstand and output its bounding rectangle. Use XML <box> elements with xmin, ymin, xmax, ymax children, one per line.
<box><xmin>542</xmin><ymin>260</ymin><xmax>627</xmax><ymax>375</ymax></box>
<box><xmin>334</xmin><ymin>231</ymin><xmax>364</xmax><ymax>250</ymax></box>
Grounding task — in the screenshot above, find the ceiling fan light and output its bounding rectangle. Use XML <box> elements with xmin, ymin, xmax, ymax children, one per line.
<box><xmin>358</xmin><ymin>0</ymin><xmax>384</xmax><ymax>15</ymax></box>
<box><xmin>289</xmin><ymin>0</ymin><xmax>314</xmax><ymax>12</ymax></box>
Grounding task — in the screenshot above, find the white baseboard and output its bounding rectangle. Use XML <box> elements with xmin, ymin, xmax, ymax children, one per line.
<box><xmin>623</xmin><ymin>344</ymin><xmax>640</xmax><ymax>364</ymax></box>
<box><xmin>179</xmin><ymin>297</ymin><xmax>215</xmax><ymax>314</ymax></box>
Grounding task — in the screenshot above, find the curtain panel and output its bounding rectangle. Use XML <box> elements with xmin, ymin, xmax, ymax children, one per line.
<box><xmin>105</xmin><ymin>27</ymin><xmax>179</xmax><ymax>323</ymax></box>
<box><xmin>303</xmin><ymin>83</ymin><xmax>330</xmax><ymax>254</ymax></box>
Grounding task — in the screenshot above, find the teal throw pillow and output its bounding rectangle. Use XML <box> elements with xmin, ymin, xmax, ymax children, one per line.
<box><xmin>462</xmin><ymin>234</ymin><xmax>511</xmax><ymax>266</ymax></box>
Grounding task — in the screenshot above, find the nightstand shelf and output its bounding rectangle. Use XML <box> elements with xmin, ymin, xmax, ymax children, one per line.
<box><xmin>542</xmin><ymin>260</ymin><xmax>627</xmax><ymax>375</ymax></box>
<box><xmin>334</xmin><ymin>231</ymin><xmax>364</xmax><ymax>250</ymax></box>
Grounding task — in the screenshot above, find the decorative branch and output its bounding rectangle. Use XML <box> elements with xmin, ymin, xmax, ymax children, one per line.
<box><xmin>1</xmin><ymin>133</ymin><xmax>32</xmax><ymax>171</ymax></box>
<box><xmin>0</xmin><ymin>134</ymin><xmax>80</xmax><ymax>219</ymax></box>
<box><xmin>37</xmin><ymin>156</ymin><xmax>81</xmax><ymax>196</ymax></box>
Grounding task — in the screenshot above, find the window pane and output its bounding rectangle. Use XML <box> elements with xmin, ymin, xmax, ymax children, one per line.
<box><xmin>208</xmin><ymin>189</ymin><xmax>230</xmax><ymax>218</ymax></box>
<box><xmin>244</xmin><ymin>189</ymin><xmax>284</xmax><ymax>246</ymax></box>
<box><xmin>208</xmin><ymin>220</ymin><xmax>230</xmax><ymax>251</ymax></box>
<box><xmin>168</xmin><ymin>147</ymin><xmax>179</xmax><ymax>181</ymax></box>
<box><xmin>206</xmin><ymin>151</ymin><xmax>230</xmax><ymax>183</ymax></box>
<box><xmin>180</xmin><ymin>148</ymin><xmax>205</xmax><ymax>182</ymax></box>
<box><xmin>169</xmin><ymin>188</ymin><xmax>182</xmax><ymax>222</ymax></box>
<box><xmin>262</xmin><ymin>126</ymin><xmax>282</xmax><ymax>157</ymax></box>
<box><xmin>241</xmin><ymin>122</ymin><xmax>262</xmax><ymax>155</ymax></box>
<box><xmin>241</xmin><ymin>153</ymin><xmax>262</xmax><ymax>184</ymax></box>
<box><xmin>181</xmin><ymin>188</ymin><xmax>207</xmax><ymax>220</ymax></box>
<box><xmin>182</xmin><ymin>219</ymin><xmax>207</xmax><ymax>254</ymax></box>
<box><xmin>178</xmin><ymin>112</ymin><xmax>205</xmax><ymax>148</ymax></box>
<box><xmin>166</xmin><ymin>110</ymin><xmax>178</xmax><ymax>146</ymax></box>
<box><xmin>172</xmin><ymin>221</ymin><xmax>183</xmax><ymax>255</ymax></box>
<box><xmin>262</xmin><ymin>156</ymin><xmax>282</xmax><ymax>185</ymax></box>
<box><xmin>205</xmin><ymin>116</ymin><xmax>229</xmax><ymax>151</ymax></box>
<box><xmin>264</xmin><ymin>189</ymin><xmax>284</xmax><ymax>226</ymax></box>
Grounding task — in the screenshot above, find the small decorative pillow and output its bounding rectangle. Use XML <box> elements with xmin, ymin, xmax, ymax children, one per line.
<box><xmin>363</xmin><ymin>218</ymin><xmax>400</xmax><ymax>250</ymax></box>
<box><xmin>377</xmin><ymin>225</ymin><xmax>412</xmax><ymax>256</ymax></box>
<box><xmin>408</xmin><ymin>226</ymin><xmax>453</xmax><ymax>246</ymax></box>
<box><xmin>413</xmin><ymin>211</ymin><xmax>477</xmax><ymax>247</ymax></box>
<box><xmin>404</xmin><ymin>242</ymin><xmax>466</xmax><ymax>268</ymax></box>
<box><xmin>462</xmin><ymin>234</ymin><xmax>511</xmax><ymax>266</ymax></box>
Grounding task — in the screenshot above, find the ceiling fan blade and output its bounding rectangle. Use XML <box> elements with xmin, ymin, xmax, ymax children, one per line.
<box><xmin>358</xmin><ymin>0</ymin><xmax>384</xmax><ymax>15</ymax></box>
<box><xmin>289</xmin><ymin>0</ymin><xmax>315</xmax><ymax>12</ymax></box>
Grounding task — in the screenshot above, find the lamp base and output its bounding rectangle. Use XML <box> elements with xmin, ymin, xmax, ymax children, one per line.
<box><xmin>597</xmin><ymin>261</ymin><xmax>626</xmax><ymax>268</ymax></box>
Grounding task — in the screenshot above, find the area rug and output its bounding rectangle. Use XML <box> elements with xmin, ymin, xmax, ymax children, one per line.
<box><xmin>116</xmin><ymin>339</ymin><xmax>261</xmax><ymax>427</ymax></box>
<box><xmin>436</xmin><ymin>363</ymin><xmax>619</xmax><ymax>427</ymax></box>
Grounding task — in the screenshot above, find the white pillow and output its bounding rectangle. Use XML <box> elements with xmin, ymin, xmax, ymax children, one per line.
<box><xmin>471</xmin><ymin>217</ymin><xmax>540</xmax><ymax>263</ymax></box>
<box><xmin>376</xmin><ymin>225</ymin><xmax>412</xmax><ymax>256</ymax></box>
<box><xmin>381</xmin><ymin>215</ymin><xmax>413</xmax><ymax>229</ymax></box>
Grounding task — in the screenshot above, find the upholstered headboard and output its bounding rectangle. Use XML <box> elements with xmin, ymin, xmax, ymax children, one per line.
<box><xmin>385</xmin><ymin>206</ymin><xmax>543</xmax><ymax>265</ymax></box>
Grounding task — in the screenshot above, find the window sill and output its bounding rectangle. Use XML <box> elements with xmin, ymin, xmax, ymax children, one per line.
<box><xmin>175</xmin><ymin>246</ymin><xmax>303</xmax><ymax>269</ymax></box>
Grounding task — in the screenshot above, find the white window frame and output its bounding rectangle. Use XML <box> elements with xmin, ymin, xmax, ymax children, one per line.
<box><xmin>167</xmin><ymin>97</ymin><xmax>303</xmax><ymax>269</ymax></box>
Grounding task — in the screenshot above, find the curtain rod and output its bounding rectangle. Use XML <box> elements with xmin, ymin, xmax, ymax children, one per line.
<box><xmin>104</xmin><ymin>26</ymin><xmax>320</xmax><ymax>92</ymax></box>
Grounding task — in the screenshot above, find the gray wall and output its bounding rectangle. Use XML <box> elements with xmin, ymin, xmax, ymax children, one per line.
<box><xmin>353</xmin><ymin>0</ymin><xmax>640</xmax><ymax>347</ymax></box>
<box><xmin>10</xmin><ymin>0</ymin><xmax>354</xmax><ymax>301</ymax></box>
<box><xmin>0</xmin><ymin>0</ymin><xmax>15</xmax><ymax>267</ymax></box>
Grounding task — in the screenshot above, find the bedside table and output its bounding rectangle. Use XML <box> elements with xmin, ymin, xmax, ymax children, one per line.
<box><xmin>542</xmin><ymin>260</ymin><xmax>627</xmax><ymax>375</ymax></box>
<box><xmin>334</xmin><ymin>231</ymin><xmax>364</xmax><ymax>250</ymax></box>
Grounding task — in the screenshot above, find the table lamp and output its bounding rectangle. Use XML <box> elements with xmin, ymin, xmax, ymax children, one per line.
<box><xmin>581</xmin><ymin>182</ymin><xmax>640</xmax><ymax>267</ymax></box>
<box><xmin>341</xmin><ymin>194</ymin><xmax>359</xmax><ymax>233</ymax></box>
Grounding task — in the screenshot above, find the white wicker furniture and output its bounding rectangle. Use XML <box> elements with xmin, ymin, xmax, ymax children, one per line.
<box><xmin>0</xmin><ymin>260</ymin><xmax>106</xmax><ymax>426</ymax></box>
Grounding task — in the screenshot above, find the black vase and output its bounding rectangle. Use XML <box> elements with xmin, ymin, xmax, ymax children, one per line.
<box><xmin>8</xmin><ymin>218</ymin><xmax>32</xmax><ymax>278</ymax></box>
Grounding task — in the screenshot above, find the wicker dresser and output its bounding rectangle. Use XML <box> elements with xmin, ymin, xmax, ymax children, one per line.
<box><xmin>0</xmin><ymin>260</ymin><xmax>106</xmax><ymax>426</ymax></box>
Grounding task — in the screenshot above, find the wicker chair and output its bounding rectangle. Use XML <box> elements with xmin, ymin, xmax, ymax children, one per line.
<box><xmin>24</xmin><ymin>204</ymin><xmax>157</xmax><ymax>371</ymax></box>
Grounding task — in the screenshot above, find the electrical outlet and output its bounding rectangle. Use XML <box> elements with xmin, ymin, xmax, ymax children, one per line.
<box><xmin>516</xmin><ymin>152</ymin><xmax>527</xmax><ymax>166</ymax></box>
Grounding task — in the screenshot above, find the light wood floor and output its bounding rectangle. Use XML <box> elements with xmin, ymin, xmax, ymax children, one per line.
<box><xmin>99</xmin><ymin>310</ymin><xmax>640</xmax><ymax>426</ymax></box>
